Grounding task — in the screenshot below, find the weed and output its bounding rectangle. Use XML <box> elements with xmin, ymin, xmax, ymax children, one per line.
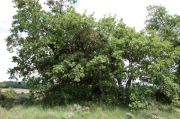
<box><xmin>126</xmin><ymin>113</ymin><xmax>135</xmax><ymax>119</ymax></box>
<box><xmin>62</xmin><ymin>112</ymin><xmax>75</xmax><ymax>119</ymax></box>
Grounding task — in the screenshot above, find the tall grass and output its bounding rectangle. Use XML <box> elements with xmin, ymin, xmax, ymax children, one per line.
<box><xmin>1</xmin><ymin>88</ymin><xmax>180</xmax><ymax>119</ymax></box>
<box><xmin>0</xmin><ymin>103</ymin><xmax>180</xmax><ymax>119</ymax></box>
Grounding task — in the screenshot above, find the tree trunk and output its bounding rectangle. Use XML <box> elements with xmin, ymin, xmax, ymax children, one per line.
<box><xmin>98</xmin><ymin>69</ymin><xmax>104</xmax><ymax>104</ymax></box>
<box><xmin>117</xmin><ymin>78</ymin><xmax>122</xmax><ymax>88</ymax></box>
<box><xmin>126</xmin><ymin>79</ymin><xmax>131</xmax><ymax>89</ymax></box>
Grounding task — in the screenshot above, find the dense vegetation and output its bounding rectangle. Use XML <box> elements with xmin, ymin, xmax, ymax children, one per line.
<box><xmin>5</xmin><ymin>0</ymin><xmax>180</xmax><ymax>108</ymax></box>
<box><xmin>0</xmin><ymin>81</ymin><xmax>28</xmax><ymax>89</ymax></box>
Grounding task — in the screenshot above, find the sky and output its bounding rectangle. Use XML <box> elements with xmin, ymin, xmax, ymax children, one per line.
<box><xmin>0</xmin><ymin>0</ymin><xmax>180</xmax><ymax>82</ymax></box>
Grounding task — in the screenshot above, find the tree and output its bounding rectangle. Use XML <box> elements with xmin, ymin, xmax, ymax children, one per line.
<box><xmin>6</xmin><ymin>0</ymin><xmax>118</xmax><ymax>104</ymax></box>
<box><xmin>145</xmin><ymin>5</ymin><xmax>180</xmax><ymax>46</ymax></box>
<box><xmin>112</xmin><ymin>22</ymin><xmax>180</xmax><ymax>108</ymax></box>
<box><xmin>0</xmin><ymin>81</ymin><xmax>28</xmax><ymax>89</ymax></box>
<box><xmin>145</xmin><ymin>5</ymin><xmax>180</xmax><ymax>106</ymax></box>
<box><xmin>145</xmin><ymin>5</ymin><xmax>180</xmax><ymax>80</ymax></box>
<box><xmin>6</xmin><ymin>1</ymin><xmax>180</xmax><ymax>107</ymax></box>
<box><xmin>145</xmin><ymin>5</ymin><xmax>180</xmax><ymax>83</ymax></box>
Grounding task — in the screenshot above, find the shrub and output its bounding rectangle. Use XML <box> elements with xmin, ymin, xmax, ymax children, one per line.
<box><xmin>0</xmin><ymin>87</ymin><xmax>29</xmax><ymax>108</ymax></box>
<box><xmin>0</xmin><ymin>88</ymin><xmax>17</xmax><ymax>109</ymax></box>
<box><xmin>128</xmin><ymin>86</ymin><xmax>155</xmax><ymax>109</ymax></box>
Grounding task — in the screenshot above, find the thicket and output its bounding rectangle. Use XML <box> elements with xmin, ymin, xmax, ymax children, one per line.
<box><xmin>5</xmin><ymin>0</ymin><xmax>180</xmax><ymax>108</ymax></box>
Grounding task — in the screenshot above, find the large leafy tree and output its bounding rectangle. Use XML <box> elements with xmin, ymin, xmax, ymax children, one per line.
<box><xmin>145</xmin><ymin>5</ymin><xmax>180</xmax><ymax>88</ymax></box>
<box><xmin>144</xmin><ymin>5</ymin><xmax>180</xmax><ymax>106</ymax></box>
<box><xmin>112</xmin><ymin>23</ymin><xmax>180</xmax><ymax>107</ymax></box>
<box><xmin>145</xmin><ymin>5</ymin><xmax>180</xmax><ymax>73</ymax></box>
<box><xmin>6</xmin><ymin>0</ymin><xmax>120</xmax><ymax>103</ymax></box>
<box><xmin>6</xmin><ymin>1</ymin><xmax>180</xmax><ymax>107</ymax></box>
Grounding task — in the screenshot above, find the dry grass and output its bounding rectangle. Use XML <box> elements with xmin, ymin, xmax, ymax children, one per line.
<box><xmin>1</xmin><ymin>88</ymin><xmax>29</xmax><ymax>94</ymax></box>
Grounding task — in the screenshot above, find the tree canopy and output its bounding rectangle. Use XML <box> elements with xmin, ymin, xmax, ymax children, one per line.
<box><xmin>6</xmin><ymin>0</ymin><xmax>180</xmax><ymax>108</ymax></box>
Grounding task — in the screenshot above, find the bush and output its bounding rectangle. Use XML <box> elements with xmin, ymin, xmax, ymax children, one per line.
<box><xmin>0</xmin><ymin>88</ymin><xmax>29</xmax><ymax>109</ymax></box>
<box><xmin>0</xmin><ymin>88</ymin><xmax>17</xmax><ymax>109</ymax></box>
<box><xmin>128</xmin><ymin>86</ymin><xmax>155</xmax><ymax>109</ymax></box>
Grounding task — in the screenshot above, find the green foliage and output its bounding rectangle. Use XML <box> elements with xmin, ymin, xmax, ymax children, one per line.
<box><xmin>0</xmin><ymin>87</ymin><xmax>29</xmax><ymax>109</ymax></box>
<box><xmin>2</xmin><ymin>88</ymin><xmax>17</xmax><ymax>99</ymax></box>
<box><xmin>0</xmin><ymin>88</ymin><xmax>17</xmax><ymax>109</ymax></box>
<box><xmin>0</xmin><ymin>81</ymin><xmax>28</xmax><ymax>89</ymax></box>
<box><xmin>5</xmin><ymin>1</ymin><xmax>180</xmax><ymax>108</ymax></box>
<box><xmin>145</xmin><ymin>5</ymin><xmax>180</xmax><ymax>107</ymax></box>
<box><xmin>0</xmin><ymin>83</ymin><xmax>5</xmax><ymax>92</ymax></box>
<box><xmin>128</xmin><ymin>86</ymin><xmax>155</xmax><ymax>109</ymax></box>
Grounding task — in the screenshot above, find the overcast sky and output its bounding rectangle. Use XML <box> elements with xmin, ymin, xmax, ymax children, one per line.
<box><xmin>0</xmin><ymin>0</ymin><xmax>180</xmax><ymax>82</ymax></box>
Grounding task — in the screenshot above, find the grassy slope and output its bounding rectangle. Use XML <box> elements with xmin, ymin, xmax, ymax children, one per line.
<box><xmin>0</xmin><ymin>104</ymin><xmax>180</xmax><ymax>119</ymax></box>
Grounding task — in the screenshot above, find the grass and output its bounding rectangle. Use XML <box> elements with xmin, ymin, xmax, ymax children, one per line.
<box><xmin>1</xmin><ymin>88</ymin><xmax>180</xmax><ymax>119</ymax></box>
<box><xmin>0</xmin><ymin>103</ymin><xmax>180</xmax><ymax>119</ymax></box>
<box><xmin>0</xmin><ymin>104</ymin><xmax>127</xmax><ymax>119</ymax></box>
<box><xmin>1</xmin><ymin>88</ymin><xmax>29</xmax><ymax>94</ymax></box>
